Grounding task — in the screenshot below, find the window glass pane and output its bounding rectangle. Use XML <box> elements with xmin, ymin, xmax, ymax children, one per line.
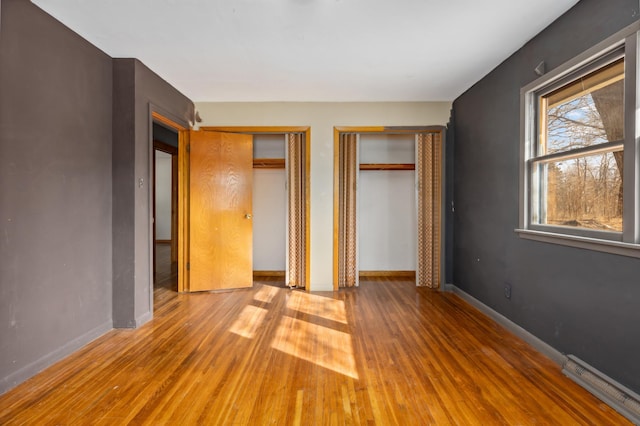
<box><xmin>533</xmin><ymin>149</ymin><xmax>623</xmax><ymax>232</ymax></box>
<box><xmin>541</xmin><ymin>58</ymin><xmax>624</xmax><ymax>155</ymax></box>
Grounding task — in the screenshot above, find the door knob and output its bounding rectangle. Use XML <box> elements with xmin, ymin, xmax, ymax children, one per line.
<box><xmin>245</xmin><ymin>214</ymin><xmax>252</xmax><ymax>219</ymax></box>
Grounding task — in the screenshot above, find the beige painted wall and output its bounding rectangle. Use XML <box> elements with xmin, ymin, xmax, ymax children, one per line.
<box><xmin>195</xmin><ymin>102</ymin><xmax>452</xmax><ymax>291</ymax></box>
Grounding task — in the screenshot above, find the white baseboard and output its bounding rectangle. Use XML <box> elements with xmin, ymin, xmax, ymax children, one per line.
<box><xmin>0</xmin><ymin>320</ymin><xmax>112</xmax><ymax>395</ymax></box>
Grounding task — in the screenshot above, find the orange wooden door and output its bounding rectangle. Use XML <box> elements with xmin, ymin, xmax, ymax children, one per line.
<box><xmin>189</xmin><ymin>130</ymin><xmax>253</xmax><ymax>291</ymax></box>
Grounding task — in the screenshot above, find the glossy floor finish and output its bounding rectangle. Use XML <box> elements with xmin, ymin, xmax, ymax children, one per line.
<box><xmin>0</xmin><ymin>249</ymin><xmax>628</xmax><ymax>424</ymax></box>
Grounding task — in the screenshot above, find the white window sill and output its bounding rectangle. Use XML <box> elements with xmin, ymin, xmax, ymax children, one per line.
<box><xmin>515</xmin><ymin>229</ymin><xmax>640</xmax><ymax>259</ymax></box>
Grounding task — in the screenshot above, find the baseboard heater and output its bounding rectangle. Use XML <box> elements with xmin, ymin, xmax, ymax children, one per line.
<box><xmin>563</xmin><ymin>355</ymin><xmax>640</xmax><ymax>424</ymax></box>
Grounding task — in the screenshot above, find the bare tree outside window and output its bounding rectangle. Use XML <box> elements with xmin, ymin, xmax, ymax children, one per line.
<box><xmin>538</xmin><ymin>58</ymin><xmax>624</xmax><ymax>232</ymax></box>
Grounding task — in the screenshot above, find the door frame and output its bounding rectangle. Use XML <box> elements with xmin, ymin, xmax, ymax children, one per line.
<box><xmin>150</xmin><ymin>110</ymin><xmax>189</xmax><ymax>293</ymax></box>
<box><xmin>333</xmin><ymin>126</ymin><xmax>446</xmax><ymax>290</ymax></box>
<box><xmin>199</xmin><ymin>126</ymin><xmax>311</xmax><ymax>291</ymax></box>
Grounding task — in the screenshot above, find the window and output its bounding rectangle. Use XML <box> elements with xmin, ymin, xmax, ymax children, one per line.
<box><xmin>518</xmin><ymin>24</ymin><xmax>640</xmax><ymax>257</ymax></box>
<box><xmin>534</xmin><ymin>54</ymin><xmax>624</xmax><ymax>237</ymax></box>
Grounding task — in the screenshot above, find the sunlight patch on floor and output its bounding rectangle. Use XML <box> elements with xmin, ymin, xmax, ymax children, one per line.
<box><xmin>286</xmin><ymin>291</ymin><xmax>347</xmax><ymax>324</ymax></box>
<box><xmin>229</xmin><ymin>305</ymin><xmax>268</xmax><ymax>339</ymax></box>
<box><xmin>272</xmin><ymin>315</ymin><xmax>359</xmax><ymax>379</ymax></box>
<box><xmin>254</xmin><ymin>285</ymin><xmax>280</xmax><ymax>304</ymax></box>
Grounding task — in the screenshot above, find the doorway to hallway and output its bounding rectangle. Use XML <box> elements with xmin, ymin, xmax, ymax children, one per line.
<box><xmin>153</xmin><ymin>123</ymin><xmax>179</xmax><ymax>294</ymax></box>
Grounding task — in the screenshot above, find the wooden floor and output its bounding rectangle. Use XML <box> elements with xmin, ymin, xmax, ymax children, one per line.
<box><xmin>0</xmin><ymin>247</ymin><xmax>629</xmax><ymax>425</ymax></box>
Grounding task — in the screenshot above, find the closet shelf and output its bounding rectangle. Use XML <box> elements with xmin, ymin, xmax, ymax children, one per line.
<box><xmin>359</xmin><ymin>163</ymin><xmax>415</xmax><ymax>171</ymax></box>
<box><xmin>253</xmin><ymin>158</ymin><xmax>285</xmax><ymax>169</ymax></box>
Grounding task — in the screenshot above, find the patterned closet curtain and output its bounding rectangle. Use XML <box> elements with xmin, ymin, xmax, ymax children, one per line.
<box><xmin>416</xmin><ymin>132</ymin><xmax>442</xmax><ymax>288</ymax></box>
<box><xmin>338</xmin><ymin>133</ymin><xmax>358</xmax><ymax>287</ymax></box>
<box><xmin>287</xmin><ymin>133</ymin><xmax>306</xmax><ymax>288</ymax></box>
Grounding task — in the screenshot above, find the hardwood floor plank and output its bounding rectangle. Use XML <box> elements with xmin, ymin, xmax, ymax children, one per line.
<box><xmin>0</xmin><ymin>263</ymin><xmax>631</xmax><ymax>425</ymax></box>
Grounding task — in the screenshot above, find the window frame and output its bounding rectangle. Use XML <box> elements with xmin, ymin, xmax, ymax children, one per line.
<box><xmin>517</xmin><ymin>22</ymin><xmax>640</xmax><ymax>258</ymax></box>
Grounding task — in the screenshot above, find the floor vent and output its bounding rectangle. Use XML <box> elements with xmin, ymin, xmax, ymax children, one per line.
<box><xmin>563</xmin><ymin>355</ymin><xmax>640</xmax><ymax>425</ymax></box>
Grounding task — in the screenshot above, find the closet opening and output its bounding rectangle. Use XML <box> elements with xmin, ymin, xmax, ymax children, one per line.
<box><xmin>252</xmin><ymin>134</ymin><xmax>287</xmax><ymax>288</ymax></box>
<box><xmin>358</xmin><ymin>133</ymin><xmax>417</xmax><ymax>280</ymax></box>
<box><xmin>333</xmin><ymin>126</ymin><xmax>445</xmax><ymax>290</ymax></box>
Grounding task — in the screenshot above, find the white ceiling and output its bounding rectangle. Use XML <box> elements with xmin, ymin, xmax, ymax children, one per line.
<box><xmin>32</xmin><ymin>0</ymin><xmax>579</xmax><ymax>102</ymax></box>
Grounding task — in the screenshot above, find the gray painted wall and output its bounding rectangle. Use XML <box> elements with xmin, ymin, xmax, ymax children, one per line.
<box><xmin>112</xmin><ymin>59</ymin><xmax>193</xmax><ymax>328</ymax></box>
<box><xmin>0</xmin><ymin>0</ymin><xmax>113</xmax><ymax>392</ymax></box>
<box><xmin>112</xmin><ymin>59</ymin><xmax>137</xmax><ymax>328</ymax></box>
<box><xmin>0</xmin><ymin>0</ymin><xmax>193</xmax><ymax>392</ymax></box>
<box><xmin>445</xmin><ymin>113</ymin><xmax>454</xmax><ymax>284</ymax></box>
<box><xmin>452</xmin><ymin>0</ymin><xmax>640</xmax><ymax>393</ymax></box>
